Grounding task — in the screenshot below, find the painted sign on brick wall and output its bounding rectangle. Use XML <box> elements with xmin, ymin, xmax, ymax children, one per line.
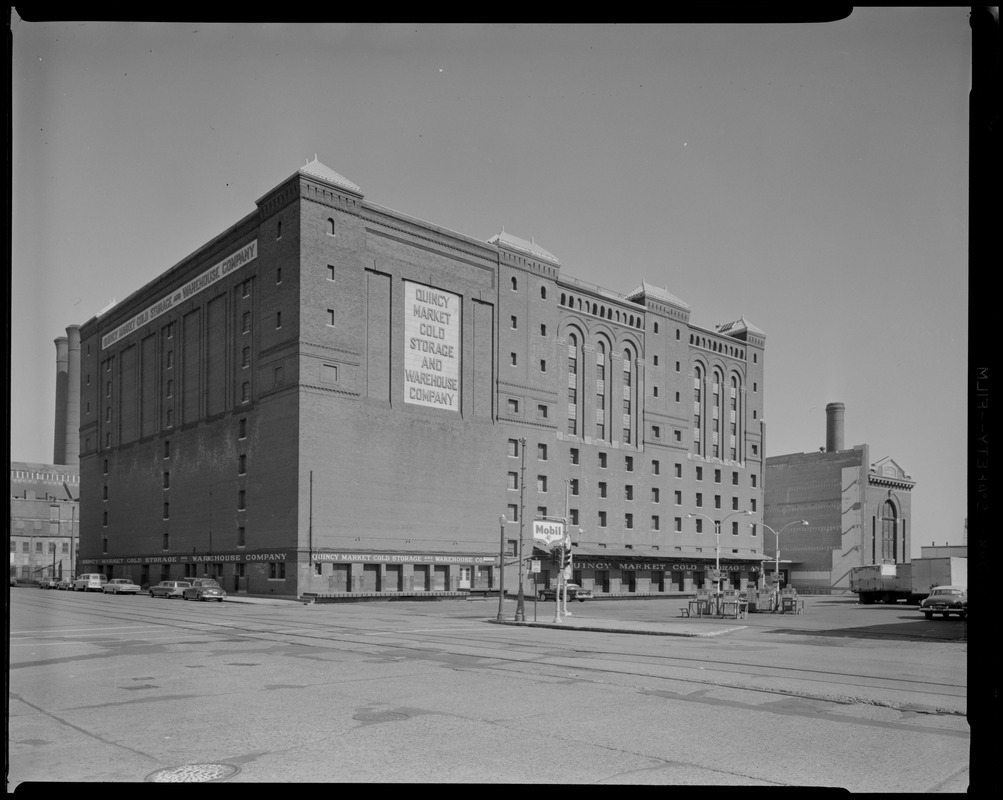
<box><xmin>403</xmin><ymin>281</ymin><xmax>460</xmax><ymax>411</ymax></box>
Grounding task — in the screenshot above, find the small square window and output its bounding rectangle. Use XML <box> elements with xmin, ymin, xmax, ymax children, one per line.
<box><xmin>537</xmin><ymin>404</ymin><xmax>548</xmax><ymax>419</ymax></box>
<box><xmin>507</xmin><ymin>398</ymin><xmax>519</xmax><ymax>414</ymax></box>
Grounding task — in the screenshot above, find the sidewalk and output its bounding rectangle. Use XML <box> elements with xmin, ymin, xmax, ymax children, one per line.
<box><xmin>489</xmin><ymin>614</ymin><xmax>747</xmax><ymax>637</ymax></box>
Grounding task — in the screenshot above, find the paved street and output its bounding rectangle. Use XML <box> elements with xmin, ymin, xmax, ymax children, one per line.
<box><xmin>9</xmin><ymin>589</ymin><xmax>973</xmax><ymax>789</ymax></box>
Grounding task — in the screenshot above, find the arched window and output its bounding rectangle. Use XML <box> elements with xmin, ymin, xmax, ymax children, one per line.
<box><xmin>596</xmin><ymin>340</ymin><xmax>607</xmax><ymax>440</ymax></box>
<box><xmin>622</xmin><ymin>349</ymin><xmax>633</xmax><ymax>444</ymax></box>
<box><xmin>693</xmin><ymin>364</ymin><xmax>704</xmax><ymax>455</ymax></box>
<box><xmin>327</xmin><ymin>218</ymin><xmax>336</xmax><ymax>236</ymax></box>
<box><xmin>511</xmin><ymin>276</ymin><xmax>518</xmax><ymax>291</ymax></box>
<box><xmin>729</xmin><ymin>375</ymin><xmax>739</xmax><ymax>460</ymax></box>
<box><xmin>880</xmin><ymin>501</ymin><xmax>897</xmax><ymax>561</ymax></box>
<box><xmin>567</xmin><ymin>333</ymin><xmax>579</xmax><ymax>435</ymax></box>
<box><xmin>541</xmin><ymin>286</ymin><xmax>547</xmax><ymax>300</ymax></box>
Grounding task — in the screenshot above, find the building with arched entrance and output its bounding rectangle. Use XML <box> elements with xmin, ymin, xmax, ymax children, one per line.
<box><xmin>763</xmin><ymin>402</ymin><xmax>916</xmax><ymax>592</ymax></box>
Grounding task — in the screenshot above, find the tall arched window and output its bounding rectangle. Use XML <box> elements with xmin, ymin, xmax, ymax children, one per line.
<box><xmin>596</xmin><ymin>341</ymin><xmax>607</xmax><ymax>441</ymax></box>
<box><xmin>567</xmin><ymin>333</ymin><xmax>579</xmax><ymax>435</ymax></box>
<box><xmin>880</xmin><ymin>501</ymin><xmax>898</xmax><ymax>561</ymax></box>
<box><xmin>729</xmin><ymin>375</ymin><xmax>739</xmax><ymax>460</ymax></box>
<box><xmin>622</xmin><ymin>348</ymin><xmax>633</xmax><ymax>444</ymax></box>
<box><xmin>711</xmin><ymin>369</ymin><xmax>723</xmax><ymax>458</ymax></box>
<box><xmin>693</xmin><ymin>364</ymin><xmax>704</xmax><ymax>455</ymax></box>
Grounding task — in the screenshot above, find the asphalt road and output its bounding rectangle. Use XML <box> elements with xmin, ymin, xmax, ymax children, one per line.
<box><xmin>8</xmin><ymin>588</ymin><xmax>973</xmax><ymax>789</ymax></box>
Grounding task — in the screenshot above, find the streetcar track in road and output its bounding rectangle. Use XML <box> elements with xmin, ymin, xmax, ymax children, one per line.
<box><xmin>13</xmin><ymin>595</ymin><xmax>966</xmax><ymax>714</ymax></box>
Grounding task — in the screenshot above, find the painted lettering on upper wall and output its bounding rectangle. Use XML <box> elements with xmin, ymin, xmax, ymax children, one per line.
<box><xmin>403</xmin><ymin>281</ymin><xmax>460</xmax><ymax>411</ymax></box>
<box><xmin>101</xmin><ymin>240</ymin><xmax>258</xmax><ymax>350</ymax></box>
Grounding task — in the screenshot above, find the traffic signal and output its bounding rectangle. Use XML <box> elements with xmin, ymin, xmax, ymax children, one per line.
<box><xmin>562</xmin><ymin>547</ymin><xmax>572</xmax><ymax>569</ymax></box>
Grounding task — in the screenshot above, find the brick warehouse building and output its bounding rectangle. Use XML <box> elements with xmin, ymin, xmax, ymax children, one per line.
<box><xmin>763</xmin><ymin>402</ymin><xmax>915</xmax><ymax>592</ymax></box>
<box><xmin>76</xmin><ymin>158</ymin><xmax>767</xmax><ymax>598</ymax></box>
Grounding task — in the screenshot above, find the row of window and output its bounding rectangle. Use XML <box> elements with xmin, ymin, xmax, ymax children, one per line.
<box><xmin>10</xmin><ymin>540</ymin><xmax>70</xmax><ymax>553</ymax></box>
<box><xmin>506</xmin><ymin>439</ymin><xmax>758</xmax><ymax>487</ymax></box>
<box><xmin>503</xmin><ymin>503</ymin><xmax>759</xmax><ymax>536</ymax></box>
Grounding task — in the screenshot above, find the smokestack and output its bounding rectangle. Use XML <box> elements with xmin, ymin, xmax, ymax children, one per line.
<box><xmin>64</xmin><ymin>325</ymin><xmax>82</xmax><ymax>466</ymax></box>
<box><xmin>825</xmin><ymin>402</ymin><xmax>845</xmax><ymax>453</ymax></box>
<box><xmin>53</xmin><ymin>336</ymin><xmax>69</xmax><ymax>464</ymax></box>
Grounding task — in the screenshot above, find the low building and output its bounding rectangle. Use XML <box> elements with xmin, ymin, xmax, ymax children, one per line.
<box><xmin>764</xmin><ymin>402</ymin><xmax>916</xmax><ymax>592</ymax></box>
<box><xmin>9</xmin><ymin>462</ymin><xmax>80</xmax><ymax>583</ymax></box>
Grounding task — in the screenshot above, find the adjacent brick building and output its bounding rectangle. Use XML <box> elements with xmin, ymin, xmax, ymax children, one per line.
<box><xmin>76</xmin><ymin>158</ymin><xmax>768</xmax><ymax>598</ymax></box>
<box><xmin>764</xmin><ymin>403</ymin><xmax>916</xmax><ymax>592</ymax></box>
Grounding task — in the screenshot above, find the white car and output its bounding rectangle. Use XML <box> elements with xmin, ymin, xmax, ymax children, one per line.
<box><xmin>73</xmin><ymin>573</ymin><xmax>108</xmax><ymax>592</ymax></box>
<box><xmin>102</xmin><ymin>578</ymin><xmax>141</xmax><ymax>595</ymax></box>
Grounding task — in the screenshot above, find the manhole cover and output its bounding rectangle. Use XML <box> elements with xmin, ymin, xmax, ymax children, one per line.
<box><xmin>147</xmin><ymin>763</ymin><xmax>239</xmax><ymax>782</ymax></box>
<box><xmin>353</xmin><ymin>710</ymin><xmax>409</xmax><ymax>723</ymax></box>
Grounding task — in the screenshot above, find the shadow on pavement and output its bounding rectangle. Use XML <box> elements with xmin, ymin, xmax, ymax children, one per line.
<box><xmin>765</xmin><ymin>615</ymin><xmax>967</xmax><ymax>643</ymax></box>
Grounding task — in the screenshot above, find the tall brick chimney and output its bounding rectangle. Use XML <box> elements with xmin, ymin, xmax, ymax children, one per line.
<box><xmin>825</xmin><ymin>402</ymin><xmax>845</xmax><ymax>453</ymax></box>
<box><xmin>53</xmin><ymin>335</ymin><xmax>69</xmax><ymax>464</ymax></box>
<box><xmin>64</xmin><ymin>325</ymin><xmax>81</xmax><ymax>466</ymax></box>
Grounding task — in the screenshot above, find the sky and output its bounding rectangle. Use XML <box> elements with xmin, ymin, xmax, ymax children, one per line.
<box><xmin>9</xmin><ymin>12</ymin><xmax>973</xmax><ymax>557</ymax></box>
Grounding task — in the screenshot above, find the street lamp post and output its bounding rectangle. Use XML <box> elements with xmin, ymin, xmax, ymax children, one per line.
<box><xmin>688</xmin><ymin>510</ymin><xmax>754</xmax><ymax>610</ymax></box>
<box><xmin>516</xmin><ymin>437</ymin><xmax>527</xmax><ymax>622</ymax></box>
<box><xmin>761</xmin><ymin>519</ymin><xmax>809</xmax><ymax>589</ymax></box>
<box><xmin>497</xmin><ymin>515</ymin><xmax>507</xmax><ymax>621</ymax></box>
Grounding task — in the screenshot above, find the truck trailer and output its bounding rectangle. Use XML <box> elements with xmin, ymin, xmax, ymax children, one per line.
<box><xmin>849</xmin><ymin>558</ymin><xmax>967</xmax><ymax>604</ymax></box>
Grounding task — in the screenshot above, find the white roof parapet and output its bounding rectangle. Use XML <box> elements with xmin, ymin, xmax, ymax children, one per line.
<box><xmin>298</xmin><ymin>155</ymin><xmax>363</xmax><ymax>196</ymax></box>
<box><xmin>487</xmin><ymin>229</ymin><xmax>560</xmax><ymax>265</ymax></box>
<box><xmin>624</xmin><ymin>280</ymin><xmax>690</xmax><ymax>310</ymax></box>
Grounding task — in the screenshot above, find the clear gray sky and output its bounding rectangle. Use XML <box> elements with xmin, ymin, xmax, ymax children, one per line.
<box><xmin>10</xmin><ymin>13</ymin><xmax>971</xmax><ymax>556</ymax></box>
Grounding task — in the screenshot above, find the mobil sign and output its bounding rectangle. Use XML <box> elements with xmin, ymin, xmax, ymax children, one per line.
<box><xmin>533</xmin><ymin>519</ymin><xmax>567</xmax><ymax>548</ymax></box>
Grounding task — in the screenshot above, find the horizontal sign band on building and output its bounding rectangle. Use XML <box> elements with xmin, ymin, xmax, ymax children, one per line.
<box><xmin>80</xmin><ymin>551</ymin><xmax>496</xmax><ymax>566</ymax></box>
<box><xmin>101</xmin><ymin>240</ymin><xmax>258</xmax><ymax>350</ymax></box>
<box><xmin>572</xmin><ymin>561</ymin><xmax>755</xmax><ymax>571</ymax></box>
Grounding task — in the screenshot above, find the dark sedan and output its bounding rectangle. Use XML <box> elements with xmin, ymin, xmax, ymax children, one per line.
<box><xmin>539</xmin><ymin>583</ymin><xmax>593</xmax><ymax>602</ymax></box>
<box><xmin>919</xmin><ymin>586</ymin><xmax>967</xmax><ymax>620</ymax></box>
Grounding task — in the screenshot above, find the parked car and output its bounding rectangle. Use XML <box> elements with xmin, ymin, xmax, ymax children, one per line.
<box><xmin>38</xmin><ymin>577</ymin><xmax>58</xmax><ymax>589</ymax></box>
<box><xmin>919</xmin><ymin>585</ymin><xmax>967</xmax><ymax>620</ymax></box>
<box><xmin>102</xmin><ymin>578</ymin><xmax>141</xmax><ymax>595</ymax></box>
<box><xmin>56</xmin><ymin>576</ymin><xmax>75</xmax><ymax>590</ymax></box>
<box><xmin>73</xmin><ymin>573</ymin><xmax>109</xmax><ymax>592</ymax></box>
<box><xmin>149</xmin><ymin>580</ymin><xmax>192</xmax><ymax>599</ymax></box>
<box><xmin>539</xmin><ymin>583</ymin><xmax>593</xmax><ymax>602</ymax></box>
<box><xmin>182</xmin><ymin>578</ymin><xmax>227</xmax><ymax>602</ymax></box>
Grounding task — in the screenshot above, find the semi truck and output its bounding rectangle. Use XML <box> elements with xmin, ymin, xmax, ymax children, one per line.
<box><xmin>849</xmin><ymin>557</ymin><xmax>967</xmax><ymax>604</ymax></box>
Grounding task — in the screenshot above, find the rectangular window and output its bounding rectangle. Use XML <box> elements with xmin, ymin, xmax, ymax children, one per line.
<box><xmin>714</xmin><ymin>495</ymin><xmax>721</xmax><ymax>509</ymax></box>
<box><xmin>675</xmin><ymin>490</ymin><xmax>682</xmax><ymax>505</ymax></box>
<box><xmin>696</xmin><ymin>466</ymin><xmax>703</xmax><ymax>481</ymax></box>
<box><xmin>328</xmin><ymin>265</ymin><xmax>336</xmax><ymax>281</ymax></box>
<box><xmin>163</xmin><ymin>471</ymin><xmax>170</xmax><ymax>489</ymax></box>
<box><xmin>695</xmin><ymin>518</ymin><xmax>703</xmax><ymax>533</ymax></box>
<box><xmin>164</xmin><ymin>440</ymin><xmax>171</xmax><ymax>458</ymax></box>
<box><xmin>537</xmin><ymin>506</ymin><xmax>547</xmax><ymax>518</ymax></box>
<box><xmin>508</xmin><ymin>439</ymin><xmax>519</xmax><ymax>457</ymax></box>
<box><xmin>507</xmin><ymin>504</ymin><xmax>519</xmax><ymax>522</ymax></box>
<box><xmin>540</xmin><ymin>359</ymin><xmax>547</xmax><ymax>373</ymax></box>
<box><xmin>507</xmin><ymin>399</ymin><xmax>519</xmax><ymax>414</ymax></box>
<box><xmin>537</xmin><ymin>404</ymin><xmax>548</xmax><ymax>419</ymax></box>
<box><xmin>508</xmin><ymin>472</ymin><xmax>518</xmax><ymax>490</ymax></box>
<box><xmin>327</xmin><ymin>309</ymin><xmax>335</xmax><ymax>327</ymax></box>
<box><xmin>537</xmin><ymin>475</ymin><xmax>547</xmax><ymax>493</ymax></box>
<box><xmin>242</xmin><ymin>311</ymin><xmax>251</xmax><ymax>333</ymax></box>
<box><xmin>570</xmin><ymin>508</ymin><xmax>579</xmax><ymax>525</ymax></box>
<box><xmin>511</xmin><ymin>315</ymin><xmax>517</xmax><ymax>329</ymax></box>
<box><xmin>652</xmin><ymin>460</ymin><xmax>660</xmax><ymax>475</ymax></box>
<box><xmin>238</xmin><ymin>490</ymin><xmax>246</xmax><ymax>510</ymax></box>
<box><xmin>598</xmin><ymin>511</ymin><xmax>607</xmax><ymax>528</ymax></box>
<box><xmin>625</xmin><ymin>456</ymin><xmax>634</xmax><ymax>472</ymax></box>
<box><xmin>675</xmin><ymin>517</ymin><xmax>682</xmax><ymax>532</ymax></box>
<box><xmin>163</xmin><ymin>502</ymin><xmax>169</xmax><ymax>519</ymax></box>
<box><xmin>241</xmin><ymin>382</ymin><xmax>250</xmax><ymax>403</ymax></box>
<box><xmin>625</xmin><ymin>513</ymin><xmax>633</xmax><ymax>530</ymax></box>
<box><xmin>625</xmin><ymin>485</ymin><xmax>633</xmax><ymax>501</ymax></box>
<box><xmin>751</xmin><ymin>474</ymin><xmax>758</xmax><ymax>487</ymax></box>
<box><xmin>751</xmin><ymin>499</ymin><xmax>757</xmax><ymax>512</ymax></box>
<box><xmin>510</xmin><ymin>353</ymin><xmax>517</xmax><ymax>366</ymax></box>
<box><xmin>570</xmin><ymin>478</ymin><xmax>579</xmax><ymax>496</ymax></box>
<box><xmin>652</xmin><ymin>488</ymin><xmax>660</xmax><ymax>503</ymax></box>
<box><xmin>652</xmin><ymin>516</ymin><xmax>660</xmax><ymax>531</ymax></box>
<box><xmin>537</xmin><ymin>443</ymin><xmax>548</xmax><ymax>461</ymax></box>
<box><xmin>239</xmin><ymin>418</ymin><xmax>247</xmax><ymax>438</ymax></box>
<box><xmin>599</xmin><ymin>452</ymin><xmax>607</xmax><ymax>468</ymax></box>
<box><xmin>275</xmin><ymin>311</ymin><xmax>282</xmax><ymax>329</ymax></box>
<box><xmin>276</xmin><ymin>267</ymin><xmax>282</xmax><ymax>284</ymax></box>
<box><xmin>238</xmin><ymin>454</ymin><xmax>247</xmax><ymax>474</ymax></box>
<box><xmin>570</xmin><ymin>448</ymin><xmax>579</xmax><ymax>465</ymax></box>
<box><xmin>237</xmin><ymin>526</ymin><xmax>246</xmax><ymax>547</ymax></box>
<box><xmin>715</xmin><ymin>469</ymin><xmax>721</xmax><ymax>483</ymax></box>
<box><xmin>163</xmin><ymin>533</ymin><xmax>169</xmax><ymax>550</ymax></box>
<box><xmin>36</xmin><ymin>541</ymin><xmax>43</xmax><ymax>553</ymax></box>
<box><xmin>598</xmin><ymin>482</ymin><xmax>607</xmax><ymax>498</ymax></box>
<box><xmin>732</xmin><ymin>471</ymin><xmax>739</xmax><ymax>485</ymax></box>
<box><xmin>696</xmin><ymin>493</ymin><xmax>703</xmax><ymax>508</ymax></box>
